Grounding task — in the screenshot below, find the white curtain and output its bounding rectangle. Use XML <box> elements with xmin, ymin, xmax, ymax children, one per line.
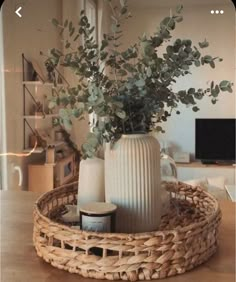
<box><xmin>0</xmin><ymin>8</ymin><xmax>8</xmax><ymax>190</ymax></box>
<box><xmin>86</xmin><ymin>0</ymin><xmax>98</xmax><ymax>131</ymax></box>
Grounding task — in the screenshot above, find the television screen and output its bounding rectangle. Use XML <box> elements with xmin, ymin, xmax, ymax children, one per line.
<box><xmin>195</xmin><ymin>119</ymin><xmax>236</xmax><ymax>164</ymax></box>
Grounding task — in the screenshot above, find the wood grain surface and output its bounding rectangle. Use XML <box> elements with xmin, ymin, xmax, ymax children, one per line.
<box><xmin>0</xmin><ymin>191</ymin><xmax>235</xmax><ymax>282</ymax></box>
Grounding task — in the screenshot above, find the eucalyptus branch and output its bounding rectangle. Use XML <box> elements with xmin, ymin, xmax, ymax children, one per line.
<box><xmin>46</xmin><ymin>2</ymin><xmax>233</xmax><ymax>159</ymax></box>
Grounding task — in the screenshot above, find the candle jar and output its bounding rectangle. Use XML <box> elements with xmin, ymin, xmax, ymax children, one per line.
<box><xmin>79</xmin><ymin>202</ymin><xmax>117</xmax><ymax>256</ymax></box>
<box><xmin>80</xmin><ymin>202</ymin><xmax>117</xmax><ymax>233</ymax></box>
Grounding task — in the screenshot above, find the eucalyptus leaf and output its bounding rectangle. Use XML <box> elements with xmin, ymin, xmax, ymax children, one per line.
<box><xmin>48</xmin><ymin>101</ymin><xmax>57</xmax><ymax>109</ymax></box>
<box><xmin>64</xmin><ymin>20</ymin><xmax>68</xmax><ymax>27</ymax></box>
<box><xmin>52</xmin><ymin>18</ymin><xmax>59</xmax><ymax>27</ymax></box>
<box><xmin>69</xmin><ymin>21</ymin><xmax>73</xmax><ymax>31</ymax></box>
<box><xmin>121</xmin><ymin>7</ymin><xmax>127</xmax><ymax>14</ymax></box>
<box><xmin>101</xmin><ymin>40</ymin><xmax>109</xmax><ymax>51</ymax></box>
<box><xmin>74</xmin><ymin>34</ymin><xmax>80</xmax><ymax>41</ymax></box>
<box><xmin>115</xmin><ymin>110</ymin><xmax>126</xmax><ymax>119</ymax></box>
<box><xmin>203</xmin><ymin>55</ymin><xmax>212</xmax><ymax>63</ymax></box>
<box><xmin>215</xmin><ymin>85</ymin><xmax>220</xmax><ymax>95</ymax></box>
<box><xmin>210</xmin><ymin>81</ymin><xmax>214</xmax><ymax>90</ymax></box>
<box><xmin>176</xmin><ymin>4</ymin><xmax>183</xmax><ymax>14</ymax></box>
<box><xmin>135</xmin><ymin>79</ymin><xmax>145</xmax><ymax>87</ymax></box>
<box><xmin>161</xmin><ymin>17</ymin><xmax>175</xmax><ymax>30</ymax></box>
<box><xmin>146</xmin><ymin>66</ymin><xmax>152</xmax><ymax>77</ymax></box>
<box><xmin>194</xmin><ymin>60</ymin><xmax>200</xmax><ymax>67</ymax></box>
<box><xmin>182</xmin><ymin>64</ymin><xmax>189</xmax><ymax>70</ymax></box>
<box><xmin>69</xmin><ymin>27</ymin><xmax>75</xmax><ymax>37</ymax></box>
<box><xmin>175</xmin><ymin>16</ymin><xmax>183</xmax><ymax>22</ymax></box>
<box><xmin>219</xmin><ymin>80</ymin><xmax>232</xmax><ymax>91</ymax></box>
<box><xmin>199</xmin><ymin>39</ymin><xmax>209</xmax><ymax>48</ymax></box>
<box><xmin>65</xmin><ymin>41</ymin><xmax>71</xmax><ymax>49</ymax></box>
<box><xmin>188</xmin><ymin>88</ymin><xmax>195</xmax><ymax>95</ymax></box>
<box><xmin>62</xmin><ymin>118</ymin><xmax>72</xmax><ymax>130</ymax></box>
<box><xmin>192</xmin><ymin>106</ymin><xmax>199</xmax><ymax>112</ymax></box>
<box><xmin>72</xmin><ymin>109</ymin><xmax>82</xmax><ymax>118</ymax></box>
<box><xmin>166</xmin><ymin>45</ymin><xmax>174</xmax><ymax>55</ymax></box>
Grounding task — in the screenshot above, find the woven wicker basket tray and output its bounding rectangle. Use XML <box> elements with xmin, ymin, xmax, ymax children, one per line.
<box><xmin>33</xmin><ymin>182</ymin><xmax>221</xmax><ymax>281</ymax></box>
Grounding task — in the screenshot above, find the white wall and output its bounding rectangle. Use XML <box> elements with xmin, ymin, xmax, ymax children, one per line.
<box><xmin>121</xmin><ymin>3</ymin><xmax>235</xmax><ymax>159</ymax></box>
<box><xmin>2</xmin><ymin>0</ymin><xmax>62</xmax><ymax>189</ymax></box>
<box><xmin>1</xmin><ymin>0</ymin><xmax>112</xmax><ymax>189</ymax></box>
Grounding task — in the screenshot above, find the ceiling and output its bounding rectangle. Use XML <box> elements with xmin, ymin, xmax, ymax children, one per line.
<box><xmin>127</xmin><ymin>0</ymin><xmax>233</xmax><ymax>8</ymax></box>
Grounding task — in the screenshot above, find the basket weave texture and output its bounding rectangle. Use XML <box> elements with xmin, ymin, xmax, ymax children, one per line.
<box><xmin>33</xmin><ymin>182</ymin><xmax>221</xmax><ymax>281</ymax></box>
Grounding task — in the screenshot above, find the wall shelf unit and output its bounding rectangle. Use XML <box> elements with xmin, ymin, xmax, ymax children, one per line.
<box><xmin>23</xmin><ymin>114</ymin><xmax>59</xmax><ymax>120</ymax></box>
<box><xmin>21</xmin><ymin>54</ymin><xmax>77</xmax><ymax>192</ymax></box>
<box><xmin>22</xmin><ymin>81</ymin><xmax>64</xmax><ymax>87</ymax></box>
<box><xmin>23</xmin><ymin>147</ymin><xmax>45</xmax><ymax>154</ymax></box>
<box><xmin>21</xmin><ymin>53</ymin><xmax>69</xmax><ymax>152</ymax></box>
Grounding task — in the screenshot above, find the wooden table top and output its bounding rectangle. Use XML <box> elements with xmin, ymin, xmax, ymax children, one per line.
<box><xmin>1</xmin><ymin>191</ymin><xmax>235</xmax><ymax>282</ymax></box>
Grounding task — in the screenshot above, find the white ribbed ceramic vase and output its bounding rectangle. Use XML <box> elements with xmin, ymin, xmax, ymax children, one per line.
<box><xmin>105</xmin><ymin>134</ymin><xmax>161</xmax><ymax>233</ymax></box>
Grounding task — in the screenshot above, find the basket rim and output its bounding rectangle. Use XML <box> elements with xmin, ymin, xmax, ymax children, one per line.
<box><xmin>34</xmin><ymin>181</ymin><xmax>220</xmax><ymax>239</ymax></box>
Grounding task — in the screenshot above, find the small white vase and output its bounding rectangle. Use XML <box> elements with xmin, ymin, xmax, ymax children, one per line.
<box><xmin>105</xmin><ymin>134</ymin><xmax>162</xmax><ymax>233</ymax></box>
<box><xmin>77</xmin><ymin>158</ymin><xmax>105</xmax><ymax>213</ymax></box>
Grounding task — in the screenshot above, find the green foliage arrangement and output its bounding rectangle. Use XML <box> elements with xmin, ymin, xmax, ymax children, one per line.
<box><xmin>44</xmin><ymin>0</ymin><xmax>233</xmax><ymax>158</ymax></box>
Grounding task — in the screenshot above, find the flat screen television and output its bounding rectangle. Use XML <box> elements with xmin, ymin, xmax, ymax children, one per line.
<box><xmin>195</xmin><ymin>118</ymin><xmax>236</xmax><ymax>164</ymax></box>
